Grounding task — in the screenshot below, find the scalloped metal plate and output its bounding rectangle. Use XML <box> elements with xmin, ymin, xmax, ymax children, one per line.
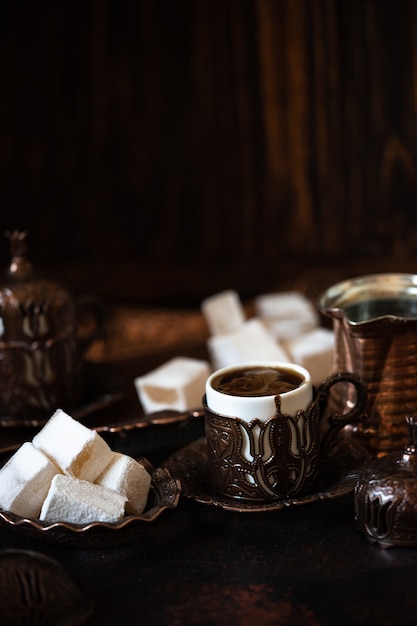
<box><xmin>0</xmin><ymin>459</ymin><xmax>181</xmax><ymax>548</ymax></box>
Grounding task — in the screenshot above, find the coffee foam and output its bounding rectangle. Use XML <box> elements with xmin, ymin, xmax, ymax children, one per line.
<box><xmin>212</xmin><ymin>366</ymin><xmax>304</xmax><ymax>397</ymax></box>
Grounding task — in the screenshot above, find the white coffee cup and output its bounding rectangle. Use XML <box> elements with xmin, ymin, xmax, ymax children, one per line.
<box><xmin>205</xmin><ymin>361</ymin><xmax>313</xmax><ymax>422</ymax></box>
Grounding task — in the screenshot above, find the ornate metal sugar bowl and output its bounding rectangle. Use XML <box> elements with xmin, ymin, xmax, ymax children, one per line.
<box><xmin>0</xmin><ymin>231</ymin><xmax>102</xmax><ymax>424</ymax></box>
<box><xmin>354</xmin><ymin>416</ymin><xmax>417</xmax><ymax>548</ymax></box>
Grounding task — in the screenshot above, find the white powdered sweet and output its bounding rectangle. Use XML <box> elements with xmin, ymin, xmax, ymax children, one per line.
<box><xmin>95</xmin><ymin>453</ymin><xmax>151</xmax><ymax>516</ymax></box>
<box><xmin>0</xmin><ymin>442</ymin><xmax>61</xmax><ymax>518</ymax></box>
<box><xmin>201</xmin><ymin>289</ymin><xmax>246</xmax><ymax>336</ymax></box>
<box><xmin>32</xmin><ymin>409</ymin><xmax>114</xmax><ymax>482</ymax></box>
<box><xmin>285</xmin><ymin>327</ymin><xmax>335</xmax><ymax>386</ymax></box>
<box><xmin>254</xmin><ymin>291</ymin><xmax>319</xmax><ymax>340</ymax></box>
<box><xmin>207</xmin><ymin>318</ymin><xmax>290</xmax><ymax>370</ymax></box>
<box><xmin>40</xmin><ymin>474</ymin><xmax>126</xmax><ymax>524</ymax></box>
<box><xmin>135</xmin><ymin>356</ymin><xmax>210</xmax><ymax>414</ymax></box>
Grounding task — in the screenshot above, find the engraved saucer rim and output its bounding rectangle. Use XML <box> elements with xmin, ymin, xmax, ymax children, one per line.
<box><xmin>164</xmin><ymin>436</ymin><xmax>371</xmax><ymax>513</ymax></box>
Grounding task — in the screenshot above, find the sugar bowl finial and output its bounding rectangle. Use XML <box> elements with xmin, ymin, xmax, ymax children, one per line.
<box><xmin>403</xmin><ymin>415</ymin><xmax>417</xmax><ymax>457</ymax></box>
<box><xmin>5</xmin><ymin>230</ymin><xmax>31</xmax><ymax>275</ymax></box>
<box><xmin>355</xmin><ymin>415</ymin><xmax>417</xmax><ymax>548</ymax></box>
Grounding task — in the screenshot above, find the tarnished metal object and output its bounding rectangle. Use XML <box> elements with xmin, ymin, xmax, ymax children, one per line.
<box><xmin>203</xmin><ymin>372</ymin><xmax>367</xmax><ymax>502</ymax></box>
<box><xmin>165</xmin><ymin>433</ymin><xmax>372</xmax><ymax>512</ymax></box>
<box><xmin>0</xmin><ymin>231</ymin><xmax>103</xmax><ymax>423</ymax></box>
<box><xmin>0</xmin><ymin>549</ymin><xmax>94</xmax><ymax>625</ymax></box>
<box><xmin>355</xmin><ymin>416</ymin><xmax>417</xmax><ymax>548</ymax></box>
<box><xmin>318</xmin><ymin>273</ymin><xmax>417</xmax><ymax>456</ymax></box>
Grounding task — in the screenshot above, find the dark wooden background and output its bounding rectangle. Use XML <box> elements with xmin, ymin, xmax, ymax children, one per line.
<box><xmin>1</xmin><ymin>0</ymin><xmax>417</xmax><ymax>305</ymax></box>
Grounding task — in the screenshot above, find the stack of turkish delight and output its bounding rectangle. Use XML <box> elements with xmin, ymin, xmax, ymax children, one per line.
<box><xmin>135</xmin><ymin>289</ymin><xmax>335</xmax><ymax>412</ymax></box>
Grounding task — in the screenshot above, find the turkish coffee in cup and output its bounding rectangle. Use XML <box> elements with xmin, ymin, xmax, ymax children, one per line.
<box><xmin>211</xmin><ymin>365</ymin><xmax>305</xmax><ymax>396</ymax></box>
<box><xmin>205</xmin><ymin>361</ymin><xmax>313</xmax><ymax>423</ymax></box>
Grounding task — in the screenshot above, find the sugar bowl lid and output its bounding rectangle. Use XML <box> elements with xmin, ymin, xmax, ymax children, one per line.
<box><xmin>354</xmin><ymin>416</ymin><xmax>417</xmax><ymax>548</ymax></box>
<box><xmin>0</xmin><ymin>230</ymin><xmax>77</xmax><ymax>341</ymax></box>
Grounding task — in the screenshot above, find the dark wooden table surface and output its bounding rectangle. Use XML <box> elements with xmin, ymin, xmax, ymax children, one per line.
<box><xmin>1</xmin><ymin>350</ymin><xmax>417</xmax><ymax>626</ymax></box>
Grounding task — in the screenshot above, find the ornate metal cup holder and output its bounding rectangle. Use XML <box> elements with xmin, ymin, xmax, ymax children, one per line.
<box><xmin>203</xmin><ymin>397</ymin><xmax>321</xmax><ymax>502</ymax></box>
